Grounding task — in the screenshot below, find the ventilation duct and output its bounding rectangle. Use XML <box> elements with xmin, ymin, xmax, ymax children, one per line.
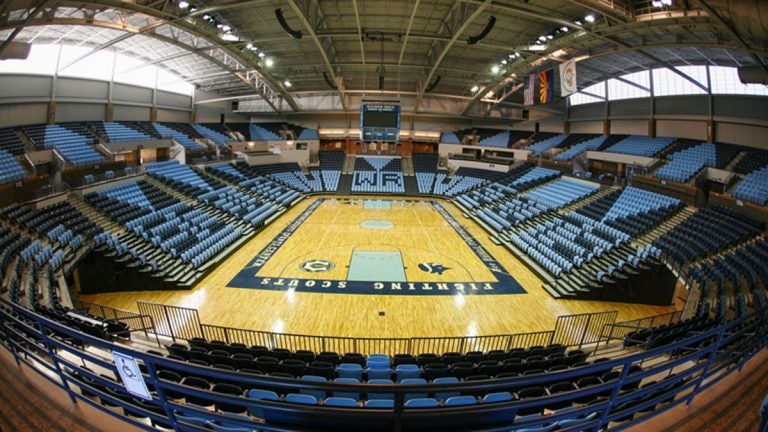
<box><xmin>467</xmin><ymin>16</ymin><xmax>496</xmax><ymax>45</ymax></box>
<box><xmin>0</xmin><ymin>42</ymin><xmax>31</xmax><ymax>60</ymax></box>
<box><xmin>275</xmin><ymin>8</ymin><xmax>303</xmax><ymax>39</ymax></box>
<box><xmin>737</xmin><ymin>66</ymin><xmax>768</xmax><ymax>84</ymax></box>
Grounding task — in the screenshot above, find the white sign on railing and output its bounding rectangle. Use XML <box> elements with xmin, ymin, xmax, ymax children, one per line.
<box><xmin>113</xmin><ymin>351</ymin><xmax>151</xmax><ymax>400</ymax></box>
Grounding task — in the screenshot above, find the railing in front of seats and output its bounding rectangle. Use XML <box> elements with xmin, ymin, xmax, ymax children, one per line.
<box><xmin>139</xmin><ymin>301</ymin><xmax>615</xmax><ymax>355</ymax></box>
<box><xmin>72</xmin><ymin>298</ymin><xmax>160</xmax><ymax>346</ymax></box>
<box><xmin>599</xmin><ymin>310</ymin><xmax>685</xmax><ymax>344</ymax></box>
<box><xmin>1</xmin><ymin>298</ymin><xmax>767</xmax><ymax>432</ymax></box>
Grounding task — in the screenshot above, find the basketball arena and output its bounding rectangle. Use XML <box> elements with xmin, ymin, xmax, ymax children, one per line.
<box><xmin>0</xmin><ymin>1</ymin><xmax>767</xmax><ymax>431</ymax></box>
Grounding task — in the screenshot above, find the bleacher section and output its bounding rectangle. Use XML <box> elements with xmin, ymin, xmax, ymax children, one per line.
<box><xmin>654</xmin><ymin>142</ymin><xmax>713</xmax><ymax>183</ymax></box>
<box><xmin>103</xmin><ymin>122</ymin><xmax>154</xmax><ymax>142</ymax></box>
<box><xmin>24</xmin><ymin>124</ymin><xmax>106</xmax><ymax>166</ymax></box>
<box><xmin>206</xmin><ymin>162</ymin><xmax>304</xmax><ymax>206</ymax></box>
<box><xmin>413</xmin><ymin>153</ymin><xmax>439</xmax><ymax>194</ymax></box>
<box><xmin>455</xmin><ymin>165</ymin><xmax>549</xmax><ymax>209</ymax></box>
<box><xmin>319</xmin><ymin>150</ymin><xmax>344</xmax><ymax>191</ymax></box>
<box><xmin>223</xmin><ymin>123</ymin><xmax>250</xmax><ymax>141</ymax></box>
<box><xmin>731</xmin><ymin>147</ymin><xmax>768</xmax><ymax>175</ymax></box>
<box><xmin>0</xmin><ymin>150</ymin><xmax>26</xmax><ymax>184</ymax></box>
<box><xmin>477</xmin><ymin>130</ymin><xmax>510</xmax><ymax>148</ymax></box>
<box><xmin>86</xmin><ymin>181</ymin><xmax>242</xmax><ymax>268</ymax></box>
<box><xmin>654</xmin><ymin>142</ymin><xmax>741</xmax><ymax>183</ymax></box>
<box><xmin>432</xmin><ymin>167</ymin><xmax>506</xmax><ymax>197</ymax></box>
<box><xmin>439</xmin><ymin>132</ymin><xmax>460</xmax><ymax>144</ymax></box>
<box><xmin>146</xmin><ymin>161</ymin><xmax>295</xmax><ymax>224</ymax></box>
<box><xmin>474</xmin><ymin>178</ymin><xmax>598</xmax><ymax>234</ymax></box>
<box><xmin>153</xmin><ymin>123</ymin><xmax>206</xmax><ymax>151</ymax></box>
<box><xmin>297</xmin><ymin>127</ymin><xmax>319</xmax><ymax>140</ymax></box>
<box><xmin>239</xmin><ymin>162</ymin><xmax>321</xmax><ymax>194</ymax></box>
<box><xmin>526</xmin><ymin>135</ymin><xmax>567</xmax><ymax>155</ymax></box>
<box><xmin>193</xmin><ymin>124</ymin><xmax>231</xmax><ymax>148</ymax></box>
<box><xmin>250</xmin><ymin>123</ymin><xmax>282</xmax><ymax>141</ymax></box>
<box><xmin>654</xmin><ymin>205</ymin><xmax>763</xmax><ymax>267</ymax></box>
<box><xmin>352</xmin><ymin>157</ymin><xmax>404</xmax><ymax>194</ymax></box>
<box><xmin>458</xmin><ymin>178</ymin><xmax>685</xmax><ymax>298</ymax></box>
<box><xmin>553</xmin><ymin>136</ymin><xmax>607</xmax><ymax>161</ymax></box>
<box><xmin>604</xmin><ymin>136</ymin><xmax>675</xmax><ymax>157</ymax></box>
<box><xmin>0</xmin><ymin>127</ymin><xmax>24</xmax><ymax>155</ymax></box>
<box><xmin>731</xmin><ymin>166</ymin><xmax>768</xmax><ymax>206</ymax></box>
<box><xmin>687</xmin><ymin>237</ymin><xmax>768</xmax><ymax>320</ymax></box>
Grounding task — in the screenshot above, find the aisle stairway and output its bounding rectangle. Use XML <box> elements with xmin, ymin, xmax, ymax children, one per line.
<box><xmin>336</xmin><ymin>174</ymin><xmax>353</xmax><ymax>195</ymax></box>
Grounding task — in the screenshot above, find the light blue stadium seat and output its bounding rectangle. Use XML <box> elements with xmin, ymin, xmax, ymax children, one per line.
<box><xmin>404</xmin><ymin>398</ymin><xmax>440</xmax><ymax>408</ymax></box>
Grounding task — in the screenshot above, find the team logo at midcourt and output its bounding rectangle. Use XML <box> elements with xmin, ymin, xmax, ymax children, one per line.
<box><xmin>418</xmin><ymin>262</ymin><xmax>450</xmax><ymax>275</ymax></box>
<box><xmin>300</xmin><ymin>260</ymin><xmax>335</xmax><ymax>273</ymax></box>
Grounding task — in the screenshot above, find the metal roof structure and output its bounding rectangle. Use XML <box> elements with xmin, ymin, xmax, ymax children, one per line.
<box><xmin>1</xmin><ymin>0</ymin><xmax>766</xmax><ymax>117</ymax></box>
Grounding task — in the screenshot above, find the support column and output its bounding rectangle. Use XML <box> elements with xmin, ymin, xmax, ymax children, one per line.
<box><xmin>563</xmin><ymin>120</ymin><xmax>571</xmax><ymax>135</ymax></box>
<box><xmin>707</xmin><ymin>119</ymin><xmax>715</xmax><ymax>143</ymax></box>
<box><xmin>105</xmin><ymin>102</ymin><xmax>114</xmax><ymax>122</ymax></box>
<box><xmin>648</xmin><ymin>117</ymin><xmax>656</xmax><ymax>138</ymax></box>
<box><xmin>602</xmin><ymin>119</ymin><xmax>610</xmax><ymax>135</ymax></box>
<box><xmin>46</xmin><ymin>100</ymin><xmax>56</xmax><ymax>125</ymax></box>
<box><xmin>149</xmin><ymin>106</ymin><xmax>158</xmax><ymax>123</ymax></box>
<box><xmin>189</xmin><ymin>110</ymin><xmax>196</xmax><ymax>124</ymax></box>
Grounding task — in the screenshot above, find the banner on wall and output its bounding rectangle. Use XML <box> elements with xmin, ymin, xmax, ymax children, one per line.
<box><xmin>523</xmin><ymin>74</ymin><xmax>535</xmax><ymax>106</ymax></box>
<box><xmin>539</xmin><ymin>69</ymin><xmax>554</xmax><ymax>104</ymax></box>
<box><xmin>559</xmin><ymin>60</ymin><xmax>578</xmax><ymax>96</ymax></box>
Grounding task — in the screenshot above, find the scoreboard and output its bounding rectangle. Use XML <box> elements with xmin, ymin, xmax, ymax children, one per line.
<box><xmin>360</xmin><ymin>104</ymin><xmax>400</xmax><ymax>142</ymax></box>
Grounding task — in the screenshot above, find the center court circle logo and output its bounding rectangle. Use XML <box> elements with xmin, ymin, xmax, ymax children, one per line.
<box><xmin>299</xmin><ymin>260</ymin><xmax>335</xmax><ymax>273</ymax></box>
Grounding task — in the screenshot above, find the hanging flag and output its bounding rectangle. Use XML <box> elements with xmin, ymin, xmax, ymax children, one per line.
<box><xmin>523</xmin><ymin>74</ymin><xmax>535</xmax><ymax>106</ymax></box>
<box><xmin>559</xmin><ymin>60</ymin><xmax>578</xmax><ymax>96</ymax></box>
<box><xmin>539</xmin><ymin>69</ymin><xmax>554</xmax><ymax>104</ymax></box>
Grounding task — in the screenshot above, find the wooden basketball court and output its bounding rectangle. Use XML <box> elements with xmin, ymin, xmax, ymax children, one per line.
<box><xmin>79</xmin><ymin>196</ymin><xmax>679</xmax><ymax>339</ymax></box>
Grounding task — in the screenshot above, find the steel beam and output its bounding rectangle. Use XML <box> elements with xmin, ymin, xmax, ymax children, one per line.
<box><xmin>694</xmin><ymin>0</ymin><xmax>768</xmax><ymax>74</ymax></box>
<box><xmin>414</xmin><ymin>0</ymin><xmax>492</xmax><ymax>111</ymax></box>
<box><xmin>286</xmin><ymin>0</ymin><xmax>346</xmax><ymax>110</ymax></box>
<box><xmin>0</xmin><ymin>0</ymin><xmax>49</xmax><ymax>55</ymax></box>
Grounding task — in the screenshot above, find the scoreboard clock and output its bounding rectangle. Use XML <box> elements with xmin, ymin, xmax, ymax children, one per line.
<box><xmin>360</xmin><ymin>104</ymin><xmax>400</xmax><ymax>142</ymax></box>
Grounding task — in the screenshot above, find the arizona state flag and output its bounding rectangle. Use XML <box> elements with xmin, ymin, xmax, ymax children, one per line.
<box><xmin>539</xmin><ymin>69</ymin><xmax>554</xmax><ymax>104</ymax></box>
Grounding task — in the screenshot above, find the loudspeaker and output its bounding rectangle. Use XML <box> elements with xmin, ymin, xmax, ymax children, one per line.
<box><xmin>231</xmin><ymin>100</ymin><xmax>239</xmax><ymax>111</ymax></box>
<box><xmin>220</xmin><ymin>114</ymin><xmax>225</xmax><ymax>124</ymax></box>
<box><xmin>522</xmin><ymin>110</ymin><xmax>529</xmax><ymax>120</ymax></box>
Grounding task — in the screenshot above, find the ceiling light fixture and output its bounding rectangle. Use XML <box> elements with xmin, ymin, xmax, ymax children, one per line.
<box><xmin>560</xmin><ymin>26</ymin><xmax>569</xmax><ymax>32</ymax></box>
<box><xmin>246</xmin><ymin>43</ymin><xmax>253</xmax><ymax>49</ymax></box>
<box><xmin>585</xmin><ymin>14</ymin><xmax>595</xmax><ymax>23</ymax></box>
<box><xmin>546</xmin><ymin>34</ymin><xmax>554</xmax><ymax>40</ymax></box>
<box><xmin>501</xmin><ymin>59</ymin><xmax>507</xmax><ymax>65</ymax></box>
<box><xmin>265</xmin><ymin>58</ymin><xmax>273</xmax><ymax>67</ymax></box>
<box><xmin>538</xmin><ymin>35</ymin><xmax>547</xmax><ymax>42</ymax></box>
<box><xmin>222</xmin><ymin>25</ymin><xmax>231</xmax><ymax>32</ymax></box>
<box><xmin>178</xmin><ymin>1</ymin><xmax>189</xmax><ymax>9</ymax></box>
<box><xmin>284</xmin><ymin>80</ymin><xmax>292</xmax><ymax>87</ymax></box>
<box><xmin>470</xmin><ymin>85</ymin><xmax>479</xmax><ymax>92</ymax></box>
<box><xmin>491</xmin><ymin>65</ymin><xmax>500</xmax><ymax>74</ymax></box>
